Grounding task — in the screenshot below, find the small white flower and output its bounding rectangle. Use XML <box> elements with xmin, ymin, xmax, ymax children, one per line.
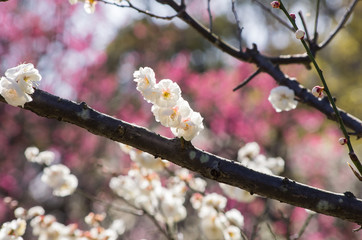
<box><xmin>223</xmin><ymin>225</ymin><xmax>242</xmax><ymax>240</ymax></box>
<box><xmin>237</xmin><ymin>142</ymin><xmax>260</xmax><ymax>161</ymax></box>
<box><xmin>0</xmin><ymin>77</ymin><xmax>32</xmax><ymax>107</ymax></box>
<box><xmin>268</xmin><ymin>86</ymin><xmax>298</xmax><ymax>112</ymax></box>
<box><xmin>84</xmin><ymin>0</ymin><xmax>97</xmax><ymax>14</ymax></box>
<box><xmin>155</xmin><ymin>79</ymin><xmax>181</xmax><ymax>107</ymax></box>
<box><xmin>41</xmin><ymin>164</ymin><xmax>78</xmax><ymax>197</ymax></box>
<box><xmin>152</xmin><ymin>98</ymin><xmax>192</xmax><ymax>128</ymax></box>
<box><xmin>133</xmin><ymin>67</ymin><xmax>160</xmax><ymax>103</ymax></box>
<box><xmin>295</xmin><ymin>29</ymin><xmax>305</xmax><ymax>39</ymax></box>
<box><xmin>14</xmin><ymin>208</ymin><xmax>26</xmax><ymax>219</ymax></box>
<box><xmin>0</xmin><ymin>218</ymin><xmax>26</xmax><ymax>239</ymax></box>
<box><xmin>5</xmin><ymin>63</ymin><xmax>41</xmax><ymax>94</ymax></box>
<box><xmin>27</xmin><ymin>206</ymin><xmax>45</xmax><ymax>219</ymax></box>
<box><xmin>24</xmin><ymin>146</ymin><xmax>40</xmax><ymax>162</ymax></box>
<box><xmin>171</xmin><ymin>111</ymin><xmax>204</xmax><ymax>141</ymax></box>
<box><xmin>159</xmin><ymin>192</ymin><xmax>187</xmax><ymax>224</ymax></box>
<box><xmin>225</xmin><ymin>209</ymin><xmax>244</xmax><ymax>228</ymax></box>
<box><xmin>34</xmin><ymin>150</ymin><xmax>55</xmax><ymax>165</ymax></box>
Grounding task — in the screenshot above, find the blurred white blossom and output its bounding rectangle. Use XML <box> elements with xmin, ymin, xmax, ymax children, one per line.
<box><xmin>268</xmin><ymin>86</ymin><xmax>298</xmax><ymax>112</ymax></box>
<box><xmin>41</xmin><ymin>164</ymin><xmax>78</xmax><ymax>197</ymax></box>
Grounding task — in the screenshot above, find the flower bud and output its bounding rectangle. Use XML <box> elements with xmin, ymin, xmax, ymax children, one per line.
<box><xmin>312</xmin><ymin>86</ymin><xmax>324</xmax><ymax>98</ymax></box>
<box><xmin>339</xmin><ymin>137</ymin><xmax>347</xmax><ymax>145</ymax></box>
<box><xmin>295</xmin><ymin>29</ymin><xmax>305</xmax><ymax>40</ymax></box>
<box><xmin>290</xmin><ymin>13</ymin><xmax>296</xmax><ymax>20</ymax></box>
<box><xmin>270</xmin><ymin>1</ymin><xmax>280</xmax><ymax>8</ymax></box>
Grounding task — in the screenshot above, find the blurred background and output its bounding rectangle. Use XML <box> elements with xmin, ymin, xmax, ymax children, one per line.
<box><xmin>0</xmin><ymin>0</ymin><xmax>362</xmax><ymax>239</ymax></box>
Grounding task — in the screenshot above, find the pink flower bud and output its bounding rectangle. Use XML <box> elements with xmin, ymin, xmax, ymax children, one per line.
<box><xmin>339</xmin><ymin>137</ymin><xmax>347</xmax><ymax>145</ymax></box>
<box><xmin>312</xmin><ymin>86</ymin><xmax>324</xmax><ymax>98</ymax></box>
<box><xmin>270</xmin><ymin>1</ymin><xmax>280</xmax><ymax>8</ymax></box>
<box><xmin>290</xmin><ymin>13</ymin><xmax>296</xmax><ymax>20</ymax></box>
<box><xmin>295</xmin><ymin>30</ymin><xmax>305</xmax><ymax>39</ymax></box>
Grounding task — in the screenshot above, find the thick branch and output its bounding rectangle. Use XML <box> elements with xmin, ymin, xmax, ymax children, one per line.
<box><xmin>2</xmin><ymin>90</ymin><xmax>362</xmax><ymax>224</ymax></box>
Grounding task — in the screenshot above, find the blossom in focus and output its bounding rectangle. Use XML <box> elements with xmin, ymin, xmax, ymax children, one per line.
<box><xmin>151</xmin><ymin>98</ymin><xmax>192</xmax><ymax>128</ymax></box>
<box><xmin>41</xmin><ymin>164</ymin><xmax>78</xmax><ymax>197</ymax></box>
<box><xmin>0</xmin><ymin>63</ymin><xmax>41</xmax><ymax>107</ymax></box>
<box><xmin>133</xmin><ymin>67</ymin><xmax>204</xmax><ymax>141</ymax></box>
<box><xmin>268</xmin><ymin>86</ymin><xmax>298</xmax><ymax>112</ymax></box>
<box><xmin>171</xmin><ymin>111</ymin><xmax>204</xmax><ymax>141</ymax></box>
<box><xmin>0</xmin><ymin>77</ymin><xmax>32</xmax><ymax>107</ymax></box>
<box><xmin>5</xmin><ymin>63</ymin><xmax>41</xmax><ymax>94</ymax></box>
<box><xmin>155</xmin><ymin>79</ymin><xmax>181</xmax><ymax>107</ymax></box>
<box><xmin>295</xmin><ymin>29</ymin><xmax>305</xmax><ymax>40</ymax></box>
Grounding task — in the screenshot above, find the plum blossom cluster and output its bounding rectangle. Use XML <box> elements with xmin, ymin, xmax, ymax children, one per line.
<box><xmin>268</xmin><ymin>85</ymin><xmax>298</xmax><ymax>112</ymax></box>
<box><xmin>0</xmin><ymin>63</ymin><xmax>41</xmax><ymax>107</ymax></box>
<box><xmin>220</xmin><ymin>142</ymin><xmax>285</xmax><ymax>202</ymax></box>
<box><xmin>4</xmin><ymin>203</ymin><xmax>125</xmax><ymax>240</ymax></box>
<box><xmin>109</xmin><ymin>165</ymin><xmax>206</xmax><ymax>225</ymax></box>
<box><xmin>133</xmin><ymin>67</ymin><xmax>204</xmax><ymax>141</ymax></box>
<box><xmin>24</xmin><ymin>147</ymin><xmax>78</xmax><ymax>197</ymax></box>
<box><xmin>190</xmin><ymin>192</ymin><xmax>245</xmax><ymax>240</ymax></box>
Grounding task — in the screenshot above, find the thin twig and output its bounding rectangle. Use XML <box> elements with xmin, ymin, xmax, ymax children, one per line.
<box><xmin>231</xmin><ymin>0</ymin><xmax>243</xmax><ymax>51</ymax></box>
<box><xmin>298</xmin><ymin>11</ymin><xmax>311</xmax><ymax>43</ymax></box>
<box><xmin>252</xmin><ymin>0</ymin><xmax>294</xmax><ymax>32</ymax></box>
<box><xmin>233</xmin><ymin>68</ymin><xmax>262</xmax><ymax>91</ymax></box>
<box><xmin>293</xmin><ymin>212</ymin><xmax>315</xmax><ymax>239</ymax></box>
<box><xmin>267</xmin><ymin>223</ymin><xmax>278</xmax><ymax>240</ymax></box>
<box><xmin>207</xmin><ymin>0</ymin><xmax>213</xmax><ymax>33</ymax></box>
<box><xmin>313</xmin><ymin>0</ymin><xmax>320</xmax><ymax>42</ymax></box>
<box><xmin>99</xmin><ymin>0</ymin><xmax>179</xmax><ymax>20</ymax></box>
<box><xmin>318</xmin><ymin>0</ymin><xmax>359</xmax><ymax>49</ymax></box>
<box><xmin>76</xmin><ymin>189</ymin><xmax>143</xmax><ymax>216</ymax></box>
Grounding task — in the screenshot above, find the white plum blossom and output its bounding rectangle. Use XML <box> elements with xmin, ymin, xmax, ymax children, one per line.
<box><xmin>225</xmin><ymin>209</ymin><xmax>244</xmax><ymax>228</ymax></box>
<box><xmin>237</xmin><ymin>142</ymin><xmax>260</xmax><ymax>161</ymax></box>
<box><xmin>133</xmin><ymin>67</ymin><xmax>204</xmax><ymax>141</ymax></box>
<box><xmin>24</xmin><ymin>146</ymin><xmax>40</xmax><ymax>162</ymax></box>
<box><xmin>151</xmin><ymin>98</ymin><xmax>192</xmax><ymax>128</ymax></box>
<box><xmin>0</xmin><ymin>219</ymin><xmax>26</xmax><ymax>240</ymax></box>
<box><xmin>159</xmin><ymin>191</ymin><xmax>187</xmax><ymax>224</ymax></box>
<box><xmin>0</xmin><ymin>63</ymin><xmax>41</xmax><ymax>107</ymax></box>
<box><xmin>155</xmin><ymin>79</ymin><xmax>181</xmax><ymax>107</ymax></box>
<box><xmin>5</xmin><ymin>63</ymin><xmax>41</xmax><ymax>94</ymax></box>
<box><xmin>268</xmin><ymin>86</ymin><xmax>298</xmax><ymax>112</ymax></box>
<box><xmin>25</xmin><ymin>147</ymin><xmax>55</xmax><ymax>165</ymax></box>
<box><xmin>0</xmin><ymin>77</ymin><xmax>32</xmax><ymax>107</ymax></box>
<box><xmin>41</xmin><ymin>164</ymin><xmax>78</xmax><ymax>197</ymax></box>
<box><xmin>133</xmin><ymin>67</ymin><xmax>160</xmax><ymax>103</ymax></box>
<box><xmin>171</xmin><ymin>111</ymin><xmax>204</xmax><ymax>141</ymax></box>
<box><xmin>224</xmin><ymin>225</ymin><xmax>242</xmax><ymax>240</ymax></box>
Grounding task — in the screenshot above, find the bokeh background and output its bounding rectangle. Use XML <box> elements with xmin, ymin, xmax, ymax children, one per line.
<box><xmin>1</xmin><ymin>0</ymin><xmax>362</xmax><ymax>239</ymax></box>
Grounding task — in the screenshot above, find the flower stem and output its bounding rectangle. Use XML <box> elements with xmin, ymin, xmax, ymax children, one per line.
<box><xmin>278</xmin><ymin>0</ymin><xmax>362</xmax><ymax>176</ymax></box>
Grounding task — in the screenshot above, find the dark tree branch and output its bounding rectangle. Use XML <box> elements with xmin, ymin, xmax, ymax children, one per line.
<box><xmin>2</xmin><ymin>90</ymin><xmax>362</xmax><ymax>224</ymax></box>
